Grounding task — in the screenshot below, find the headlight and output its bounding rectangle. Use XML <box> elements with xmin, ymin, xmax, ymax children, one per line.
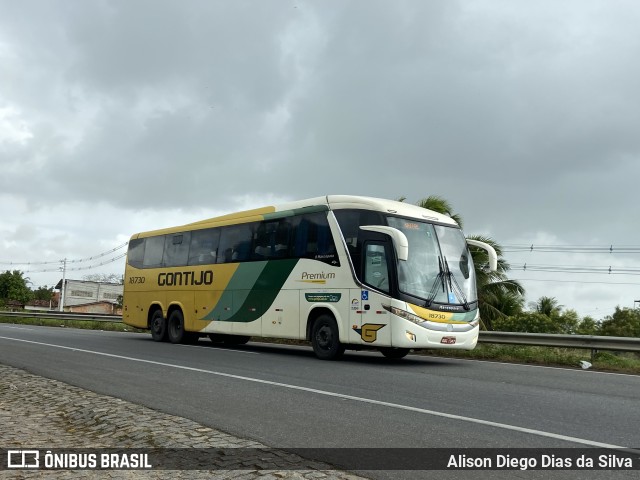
<box><xmin>382</xmin><ymin>304</ymin><xmax>425</xmax><ymax>325</ymax></box>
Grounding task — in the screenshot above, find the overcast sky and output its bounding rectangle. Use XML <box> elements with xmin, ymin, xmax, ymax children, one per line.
<box><xmin>1</xmin><ymin>0</ymin><xmax>639</xmax><ymax>318</ymax></box>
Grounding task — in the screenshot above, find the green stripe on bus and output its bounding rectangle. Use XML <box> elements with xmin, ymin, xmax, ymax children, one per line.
<box><xmin>262</xmin><ymin>205</ymin><xmax>329</xmax><ymax>221</ymax></box>
<box><xmin>202</xmin><ymin>259</ymin><xmax>299</xmax><ymax>323</ymax></box>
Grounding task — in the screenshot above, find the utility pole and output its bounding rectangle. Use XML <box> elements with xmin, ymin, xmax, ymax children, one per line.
<box><xmin>59</xmin><ymin>258</ymin><xmax>67</xmax><ymax>312</ymax></box>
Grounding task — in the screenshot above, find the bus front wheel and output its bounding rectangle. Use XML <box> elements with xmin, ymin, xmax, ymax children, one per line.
<box><xmin>150</xmin><ymin>310</ymin><xmax>167</xmax><ymax>342</ymax></box>
<box><xmin>311</xmin><ymin>315</ymin><xmax>345</xmax><ymax>360</ymax></box>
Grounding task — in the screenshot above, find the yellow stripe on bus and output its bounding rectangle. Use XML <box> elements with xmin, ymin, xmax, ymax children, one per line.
<box><xmin>407</xmin><ymin>304</ymin><xmax>468</xmax><ymax>324</ymax></box>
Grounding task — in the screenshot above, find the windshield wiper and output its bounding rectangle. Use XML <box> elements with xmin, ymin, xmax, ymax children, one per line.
<box><xmin>443</xmin><ymin>256</ymin><xmax>470</xmax><ymax>310</ymax></box>
<box><xmin>424</xmin><ymin>257</ymin><xmax>446</xmax><ymax>307</ymax></box>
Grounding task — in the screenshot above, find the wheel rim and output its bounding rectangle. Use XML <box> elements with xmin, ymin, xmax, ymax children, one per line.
<box><xmin>316</xmin><ymin>324</ymin><xmax>332</xmax><ymax>350</ymax></box>
<box><xmin>169</xmin><ymin>318</ymin><xmax>181</xmax><ymax>338</ymax></box>
<box><xmin>151</xmin><ymin>316</ymin><xmax>162</xmax><ymax>334</ymax></box>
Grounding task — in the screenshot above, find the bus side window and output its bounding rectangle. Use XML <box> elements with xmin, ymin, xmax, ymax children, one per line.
<box><xmin>253</xmin><ymin>221</ymin><xmax>292</xmax><ymax>260</ymax></box>
<box><xmin>274</xmin><ymin>221</ymin><xmax>291</xmax><ymax>257</ymax></box>
<box><xmin>143</xmin><ymin>235</ymin><xmax>165</xmax><ymax>268</ymax></box>
<box><xmin>164</xmin><ymin>232</ymin><xmax>191</xmax><ymax>267</ymax></box>
<box><xmin>334</xmin><ymin>209</ymin><xmax>384</xmax><ymax>262</ymax></box>
<box><xmin>127</xmin><ymin>238</ymin><xmax>145</xmax><ymax>269</ymax></box>
<box><xmin>363</xmin><ymin>243</ymin><xmax>390</xmax><ymax>293</ymax></box>
<box><xmin>292</xmin><ymin>212</ymin><xmax>337</xmax><ymax>263</ymax></box>
<box><xmin>218</xmin><ymin>223</ymin><xmax>255</xmax><ymax>263</ymax></box>
<box><xmin>188</xmin><ymin>228</ymin><xmax>220</xmax><ymax>266</ymax></box>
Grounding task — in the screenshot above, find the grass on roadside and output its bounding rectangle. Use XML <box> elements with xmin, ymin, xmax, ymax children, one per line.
<box><xmin>418</xmin><ymin>343</ymin><xmax>640</xmax><ymax>374</ymax></box>
<box><xmin>0</xmin><ymin>315</ymin><xmax>145</xmax><ymax>333</ymax></box>
<box><xmin>2</xmin><ymin>316</ymin><xmax>638</xmax><ymax>374</ymax></box>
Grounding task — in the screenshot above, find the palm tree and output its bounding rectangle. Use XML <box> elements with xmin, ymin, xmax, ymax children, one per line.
<box><xmin>416</xmin><ymin>195</ymin><xmax>464</xmax><ymax>228</ymax></box>
<box><xmin>533</xmin><ymin>296</ymin><xmax>563</xmax><ymax>317</ymax></box>
<box><xmin>403</xmin><ymin>196</ymin><xmax>525</xmax><ymax>329</ymax></box>
<box><xmin>466</xmin><ymin>234</ymin><xmax>525</xmax><ymax>329</ymax></box>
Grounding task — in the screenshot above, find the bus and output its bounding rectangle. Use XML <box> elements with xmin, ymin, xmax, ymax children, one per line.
<box><xmin>122</xmin><ymin>195</ymin><xmax>497</xmax><ymax>360</ymax></box>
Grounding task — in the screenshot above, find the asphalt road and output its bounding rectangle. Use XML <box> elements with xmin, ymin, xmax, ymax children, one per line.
<box><xmin>1</xmin><ymin>323</ymin><xmax>639</xmax><ymax>479</ymax></box>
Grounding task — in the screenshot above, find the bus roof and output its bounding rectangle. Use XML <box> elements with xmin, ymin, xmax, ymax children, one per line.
<box><xmin>132</xmin><ymin>195</ymin><xmax>458</xmax><ymax>239</ymax></box>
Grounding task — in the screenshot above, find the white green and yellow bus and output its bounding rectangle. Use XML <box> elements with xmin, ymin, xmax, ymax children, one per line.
<box><xmin>123</xmin><ymin>195</ymin><xmax>497</xmax><ymax>360</ymax></box>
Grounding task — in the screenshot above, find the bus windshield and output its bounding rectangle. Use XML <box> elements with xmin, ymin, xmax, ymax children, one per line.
<box><xmin>386</xmin><ymin>217</ymin><xmax>477</xmax><ymax>307</ymax></box>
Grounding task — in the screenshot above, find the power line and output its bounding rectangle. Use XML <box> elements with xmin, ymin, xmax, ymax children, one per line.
<box><xmin>0</xmin><ymin>242</ymin><xmax>128</xmax><ymax>266</ymax></box>
<box><xmin>511</xmin><ymin>263</ymin><xmax>640</xmax><ymax>275</ymax></box>
<box><xmin>511</xmin><ymin>277</ymin><xmax>640</xmax><ymax>286</ymax></box>
<box><xmin>18</xmin><ymin>253</ymin><xmax>127</xmax><ymax>274</ymax></box>
<box><xmin>503</xmin><ymin>244</ymin><xmax>640</xmax><ymax>254</ymax></box>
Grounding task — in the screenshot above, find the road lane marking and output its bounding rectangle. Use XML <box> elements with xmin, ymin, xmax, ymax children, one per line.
<box><xmin>0</xmin><ymin>335</ymin><xmax>634</xmax><ymax>451</ymax></box>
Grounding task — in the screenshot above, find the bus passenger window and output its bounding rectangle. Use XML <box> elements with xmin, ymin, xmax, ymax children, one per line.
<box><xmin>218</xmin><ymin>223</ymin><xmax>255</xmax><ymax>263</ymax></box>
<box><xmin>143</xmin><ymin>236</ymin><xmax>165</xmax><ymax>268</ymax></box>
<box><xmin>188</xmin><ymin>228</ymin><xmax>220</xmax><ymax>266</ymax></box>
<box><xmin>127</xmin><ymin>238</ymin><xmax>145</xmax><ymax>268</ymax></box>
<box><xmin>164</xmin><ymin>232</ymin><xmax>191</xmax><ymax>267</ymax></box>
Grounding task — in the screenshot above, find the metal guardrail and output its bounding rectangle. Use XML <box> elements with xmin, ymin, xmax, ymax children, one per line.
<box><xmin>1</xmin><ymin>311</ymin><xmax>639</xmax><ymax>353</ymax></box>
<box><xmin>478</xmin><ymin>331</ymin><xmax>640</xmax><ymax>353</ymax></box>
<box><xmin>0</xmin><ymin>311</ymin><xmax>122</xmax><ymax>323</ymax></box>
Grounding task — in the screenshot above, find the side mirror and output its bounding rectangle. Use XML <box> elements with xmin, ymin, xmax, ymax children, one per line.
<box><xmin>466</xmin><ymin>239</ymin><xmax>498</xmax><ymax>272</ymax></box>
<box><xmin>360</xmin><ymin>226</ymin><xmax>409</xmax><ymax>261</ymax></box>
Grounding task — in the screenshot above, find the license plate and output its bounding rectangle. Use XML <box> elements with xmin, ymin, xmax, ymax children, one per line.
<box><xmin>440</xmin><ymin>336</ymin><xmax>456</xmax><ymax>345</ymax></box>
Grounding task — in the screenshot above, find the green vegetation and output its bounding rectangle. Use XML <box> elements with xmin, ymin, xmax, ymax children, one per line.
<box><xmin>419</xmin><ymin>344</ymin><xmax>640</xmax><ymax>374</ymax></box>
<box><xmin>0</xmin><ymin>315</ymin><xmax>143</xmax><ymax>333</ymax></box>
<box><xmin>0</xmin><ymin>270</ymin><xmax>34</xmax><ymax>307</ymax></box>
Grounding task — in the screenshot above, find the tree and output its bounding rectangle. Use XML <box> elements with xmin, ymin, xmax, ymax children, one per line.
<box><xmin>32</xmin><ymin>286</ymin><xmax>55</xmax><ymax>301</ymax></box>
<box><xmin>599</xmin><ymin>307</ymin><xmax>640</xmax><ymax>337</ymax></box>
<box><xmin>494</xmin><ymin>311</ymin><xmax>561</xmax><ymax>333</ymax></box>
<box><xmin>466</xmin><ymin>234</ymin><xmax>525</xmax><ymax>329</ymax></box>
<box><xmin>416</xmin><ymin>195</ymin><xmax>464</xmax><ymax>228</ymax></box>
<box><xmin>495</xmin><ymin>296</ymin><xmax>580</xmax><ymax>334</ymax></box>
<box><xmin>494</xmin><ymin>306</ymin><xmax>579</xmax><ymax>334</ymax></box>
<box><xmin>0</xmin><ymin>270</ymin><xmax>33</xmax><ymax>305</ymax></box>
<box><xmin>575</xmin><ymin>316</ymin><xmax>600</xmax><ymax>336</ymax></box>
<box><xmin>532</xmin><ymin>296</ymin><xmax>563</xmax><ymax>317</ymax></box>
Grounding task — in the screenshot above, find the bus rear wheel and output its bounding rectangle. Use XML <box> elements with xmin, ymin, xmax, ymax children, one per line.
<box><xmin>167</xmin><ymin>310</ymin><xmax>187</xmax><ymax>344</ymax></box>
<box><xmin>150</xmin><ymin>310</ymin><xmax>167</xmax><ymax>342</ymax></box>
<box><xmin>311</xmin><ymin>315</ymin><xmax>345</xmax><ymax>360</ymax></box>
<box><xmin>379</xmin><ymin>347</ymin><xmax>410</xmax><ymax>360</ymax></box>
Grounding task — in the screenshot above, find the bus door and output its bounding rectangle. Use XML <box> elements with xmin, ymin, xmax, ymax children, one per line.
<box><xmin>350</xmin><ymin>232</ymin><xmax>394</xmax><ymax>346</ymax></box>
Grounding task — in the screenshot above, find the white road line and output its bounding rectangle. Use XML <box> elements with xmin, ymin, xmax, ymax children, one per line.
<box><xmin>0</xmin><ymin>335</ymin><xmax>633</xmax><ymax>451</ymax></box>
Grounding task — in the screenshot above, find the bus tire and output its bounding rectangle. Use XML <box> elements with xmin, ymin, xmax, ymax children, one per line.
<box><xmin>311</xmin><ymin>314</ymin><xmax>345</xmax><ymax>360</ymax></box>
<box><xmin>150</xmin><ymin>309</ymin><xmax>167</xmax><ymax>342</ymax></box>
<box><xmin>379</xmin><ymin>347</ymin><xmax>410</xmax><ymax>360</ymax></box>
<box><xmin>167</xmin><ymin>309</ymin><xmax>187</xmax><ymax>344</ymax></box>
